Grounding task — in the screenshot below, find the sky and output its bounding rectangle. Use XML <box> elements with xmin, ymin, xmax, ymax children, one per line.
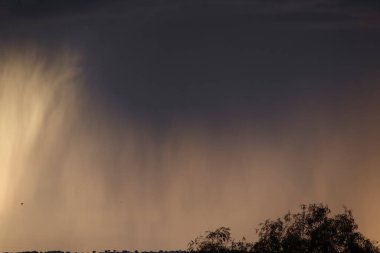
<box><xmin>0</xmin><ymin>0</ymin><xmax>380</xmax><ymax>251</ymax></box>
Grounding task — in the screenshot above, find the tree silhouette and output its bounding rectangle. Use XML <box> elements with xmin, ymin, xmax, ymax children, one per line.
<box><xmin>188</xmin><ymin>227</ymin><xmax>254</xmax><ymax>252</ymax></box>
<box><xmin>188</xmin><ymin>227</ymin><xmax>233</xmax><ymax>252</ymax></box>
<box><xmin>253</xmin><ymin>203</ymin><xmax>379</xmax><ymax>253</ymax></box>
<box><xmin>188</xmin><ymin>203</ymin><xmax>379</xmax><ymax>253</ymax></box>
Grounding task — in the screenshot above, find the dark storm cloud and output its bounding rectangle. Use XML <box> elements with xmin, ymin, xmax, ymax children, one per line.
<box><xmin>1</xmin><ymin>0</ymin><xmax>379</xmax><ymax>23</ymax></box>
<box><xmin>0</xmin><ymin>0</ymin><xmax>105</xmax><ymax>19</ymax></box>
<box><xmin>1</xmin><ymin>0</ymin><xmax>379</xmax><ymax>122</ymax></box>
<box><xmin>229</xmin><ymin>0</ymin><xmax>380</xmax><ymax>28</ymax></box>
<box><xmin>74</xmin><ymin>0</ymin><xmax>380</xmax><ymax>122</ymax></box>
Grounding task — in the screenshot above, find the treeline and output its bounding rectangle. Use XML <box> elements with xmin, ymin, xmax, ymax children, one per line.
<box><xmin>7</xmin><ymin>203</ymin><xmax>380</xmax><ymax>253</ymax></box>
<box><xmin>188</xmin><ymin>203</ymin><xmax>380</xmax><ymax>253</ymax></box>
<box><xmin>12</xmin><ymin>251</ymin><xmax>186</xmax><ymax>253</ymax></box>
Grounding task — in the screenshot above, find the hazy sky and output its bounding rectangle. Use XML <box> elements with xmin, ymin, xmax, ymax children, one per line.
<box><xmin>1</xmin><ymin>0</ymin><xmax>380</xmax><ymax>251</ymax></box>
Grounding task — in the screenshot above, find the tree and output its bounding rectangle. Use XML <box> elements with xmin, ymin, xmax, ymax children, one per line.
<box><xmin>188</xmin><ymin>203</ymin><xmax>379</xmax><ymax>252</ymax></box>
<box><xmin>188</xmin><ymin>227</ymin><xmax>254</xmax><ymax>252</ymax></box>
<box><xmin>253</xmin><ymin>203</ymin><xmax>379</xmax><ymax>253</ymax></box>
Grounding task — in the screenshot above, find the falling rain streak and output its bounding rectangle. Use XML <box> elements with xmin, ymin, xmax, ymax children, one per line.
<box><xmin>0</xmin><ymin>45</ymin><xmax>380</xmax><ymax>251</ymax></box>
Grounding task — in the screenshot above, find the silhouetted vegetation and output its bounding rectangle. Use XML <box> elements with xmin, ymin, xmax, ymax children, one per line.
<box><xmin>7</xmin><ymin>204</ymin><xmax>379</xmax><ymax>253</ymax></box>
<box><xmin>14</xmin><ymin>251</ymin><xmax>186</xmax><ymax>253</ymax></box>
<box><xmin>188</xmin><ymin>227</ymin><xmax>253</xmax><ymax>252</ymax></box>
<box><xmin>188</xmin><ymin>203</ymin><xmax>380</xmax><ymax>253</ymax></box>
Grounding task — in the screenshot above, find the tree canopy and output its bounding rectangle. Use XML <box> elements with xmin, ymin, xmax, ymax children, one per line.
<box><xmin>188</xmin><ymin>203</ymin><xmax>379</xmax><ymax>253</ymax></box>
<box><xmin>188</xmin><ymin>227</ymin><xmax>253</xmax><ymax>252</ymax></box>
